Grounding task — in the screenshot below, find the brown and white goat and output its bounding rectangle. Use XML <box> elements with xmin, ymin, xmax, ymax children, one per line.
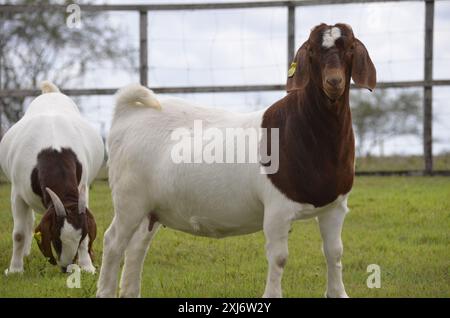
<box><xmin>97</xmin><ymin>23</ymin><xmax>376</xmax><ymax>297</ymax></box>
<box><xmin>0</xmin><ymin>81</ymin><xmax>104</xmax><ymax>273</ymax></box>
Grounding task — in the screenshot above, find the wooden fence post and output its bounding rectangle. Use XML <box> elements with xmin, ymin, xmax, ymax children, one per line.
<box><xmin>0</xmin><ymin>105</ymin><xmax>3</xmax><ymax>141</ymax></box>
<box><xmin>0</xmin><ymin>51</ymin><xmax>3</xmax><ymax>141</ymax></box>
<box><xmin>139</xmin><ymin>10</ymin><xmax>148</xmax><ymax>86</ymax></box>
<box><xmin>423</xmin><ymin>0</ymin><xmax>434</xmax><ymax>175</ymax></box>
<box><xmin>287</xmin><ymin>5</ymin><xmax>296</xmax><ymax>71</ymax></box>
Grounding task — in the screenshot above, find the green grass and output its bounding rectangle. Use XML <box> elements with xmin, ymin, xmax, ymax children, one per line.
<box><xmin>356</xmin><ymin>154</ymin><xmax>450</xmax><ymax>172</ymax></box>
<box><xmin>1</xmin><ymin>154</ymin><xmax>449</xmax><ymax>184</ymax></box>
<box><xmin>0</xmin><ymin>177</ymin><xmax>449</xmax><ymax>298</ymax></box>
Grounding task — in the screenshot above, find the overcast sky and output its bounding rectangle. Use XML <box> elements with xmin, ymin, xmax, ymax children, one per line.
<box><xmin>25</xmin><ymin>0</ymin><xmax>450</xmax><ymax>155</ymax></box>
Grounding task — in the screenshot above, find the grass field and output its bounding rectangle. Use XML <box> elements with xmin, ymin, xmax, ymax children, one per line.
<box><xmin>356</xmin><ymin>154</ymin><xmax>450</xmax><ymax>172</ymax></box>
<box><xmin>0</xmin><ymin>177</ymin><xmax>449</xmax><ymax>298</ymax></box>
<box><xmin>3</xmin><ymin>154</ymin><xmax>449</xmax><ymax>183</ymax></box>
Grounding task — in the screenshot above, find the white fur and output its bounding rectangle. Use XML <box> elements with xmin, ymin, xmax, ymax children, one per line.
<box><xmin>119</xmin><ymin>216</ymin><xmax>159</xmax><ymax>297</ymax></box>
<box><xmin>0</xmin><ymin>81</ymin><xmax>104</xmax><ymax>274</ymax></box>
<box><xmin>97</xmin><ymin>84</ymin><xmax>349</xmax><ymax>298</ymax></box>
<box><xmin>58</xmin><ymin>220</ymin><xmax>82</xmax><ymax>268</ymax></box>
<box><xmin>322</xmin><ymin>27</ymin><xmax>341</xmax><ymax>48</ymax></box>
<box><xmin>78</xmin><ymin>236</ymin><xmax>96</xmax><ymax>274</ymax></box>
<box><xmin>40</xmin><ymin>80</ymin><xmax>60</xmax><ymax>94</ymax></box>
<box><xmin>115</xmin><ymin>83</ymin><xmax>161</xmax><ymax>113</ymax></box>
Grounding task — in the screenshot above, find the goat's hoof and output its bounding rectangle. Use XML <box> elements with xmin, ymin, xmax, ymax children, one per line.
<box><xmin>4</xmin><ymin>267</ymin><xmax>24</xmax><ymax>276</ymax></box>
<box><xmin>262</xmin><ymin>292</ymin><xmax>282</xmax><ymax>298</ymax></box>
<box><xmin>96</xmin><ymin>291</ymin><xmax>116</xmax><ymax>298</ymax></box>
<box><xmin>80</xmin><ymin>265</ymin><xmax>96</xmax><ymax>274</ymax></box>
<box><xmin>119</xmin><ymin>291</ymin><xmax>141</xmax><ymax>298</ymax></box>
<box><xmin>325</xmin><ymin>291</ymin><xmax>349</xmax><ymax>298</ymax></box>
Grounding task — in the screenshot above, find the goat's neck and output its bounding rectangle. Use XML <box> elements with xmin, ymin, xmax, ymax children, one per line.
<box><xmin>291</xmin><ymin>81</ymin><xmax>355</xmax><ymax>177</ymax></box>
<box><xmin>38</xmin><ymin>165</ymin><xmax>80</xmax><ymax>208</ymax></box>
<box><xmin>32</xmin><ymin>148</ymin><xmax>82</xmax><ymax>209</ymax></box>
<box><xmin>308</xmin><ymin>77</ymin><xmax>349</xmax><ymax>109</ymax></box>
<box><xmin>300</xmin><ymin>82</ymin><xmax>352</xmax><ymax>138</ymax></box>
<box><xmin>262</xmin><ymin>83</ymin><xmax>355</xmax><ymax>206</ymax></box>
<box><xmin>42</xmin><ymin>182</ymin><xmax>79</xmax><ymax>209</ymax></box>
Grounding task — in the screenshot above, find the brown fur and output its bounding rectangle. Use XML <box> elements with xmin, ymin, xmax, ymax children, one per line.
<box><xmin>31</xmin><ymin>147</ymin><xmax>97</xmax><ymax>264</ymax></box>
<box><xmin>262</xmin><ymin>23</ymin><xmax>376</xmax><ymax>207</ymax></box>
<box><xmin>148</xmin><ymin>213</ymin><xmax>158</xmax><ymax>232</ymax></box>
<box><xmin>14</xmin><ymin>233</ymin><xmax>23</xmax><ymax>242</ymax></box>
<box><xmin>86</xmin><ymin>209</ymin><xmax>97</xmax><ymax>261</ymax></box>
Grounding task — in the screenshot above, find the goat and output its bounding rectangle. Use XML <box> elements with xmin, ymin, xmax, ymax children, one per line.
<box><xmin>97</xmin><ymin>23</ymin><xmax>376</xmax><ymax>298</ymax></box>
<box><xmin>0</xmin><ymin>81</ymin><xmax>104</xmax><ymax>274</ymax></box>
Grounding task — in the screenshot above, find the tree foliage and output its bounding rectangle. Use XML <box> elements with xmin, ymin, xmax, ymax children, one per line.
<box><xmin>351</xmin><ymin>90</ymin><xmax>422</xmax><ymax>156</ymax></box>
<box><xmin>0</xmin><ymin>0</ymin><xmax>136</xmax><ymax>133</ymax></box>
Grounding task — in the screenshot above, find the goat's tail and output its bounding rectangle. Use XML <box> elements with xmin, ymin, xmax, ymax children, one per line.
<box><xmin>40</xmin><ymin>81</ymin><xmax>60</xmax><ymax>94</ymax></box>
<box><xmin>115</xmin><ymin>84</ymin><xmax>161</xmax><ymax>113</ymax></box>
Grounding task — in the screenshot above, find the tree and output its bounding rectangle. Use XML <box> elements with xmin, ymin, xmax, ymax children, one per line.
<box><xmin>0</xmin><ymin>0</ymin><xmax>136</xmax><ymax>137</ymax></box>
<box><xmin>351</xmin><ymin>90</ymin><xmax>422</xmax><ymax>156</ymax></box>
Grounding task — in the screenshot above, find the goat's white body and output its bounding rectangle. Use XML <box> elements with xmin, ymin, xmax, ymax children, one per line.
<box><xmin>0</xmin><ymin>92</ymin><xmax>104</xmax><ymax>213</ymax></box>
<box><xmin>108</xmin><ymin>95</ymin><xmax>341</xmax><ymax>237</ymax></box>
<box><xmin>0</xmin><ymin>90</ymin><xmax>104</xmax><ymax>274</ymax></box>
<box><xmin>98</xmin><ymin>85</ymin><xmax>350</xmax><ymax>298</ymax></box>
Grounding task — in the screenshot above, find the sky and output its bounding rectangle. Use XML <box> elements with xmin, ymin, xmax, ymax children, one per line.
<box><xmin>21</xmin><ymin>0</ymin><xmax>450</xmax><ymax>155</ymax></box>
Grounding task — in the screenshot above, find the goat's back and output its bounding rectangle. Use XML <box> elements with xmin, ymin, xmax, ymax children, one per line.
<box><xmin>0</xmin><ymin>93</ymin><xmax>104</xmax><ymax>206</ymax></box>
<box><xmin>107</xmin><ymin>95</ymin><xmax>270</xmax><ymax>237</ymax></box>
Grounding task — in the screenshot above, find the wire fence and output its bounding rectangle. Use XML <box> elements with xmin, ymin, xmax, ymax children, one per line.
<box><xmin>0</xmin><ymin>0</ymin><xmax>449</xmax><ymax>176</ymax></box>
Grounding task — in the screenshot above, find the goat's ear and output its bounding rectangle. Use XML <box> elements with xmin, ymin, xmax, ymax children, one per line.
<box><xmin>286</xmin><ymin>41</ymin><xmax>310</xmax><ymax>92</ymax></box>
<box><xmin>86</xmin><ymin>208</ymin><xmax>97</xmax><ymax>261</ymax></box>
<box><xmin>35</xmin><ymin>213</ymin><xmax>56</xmax><ymax>265</ymax></box>
<box><xmin>351</xmin><ymin>39</ymin><xmax>376</xmax><ymax>91</ymax></box>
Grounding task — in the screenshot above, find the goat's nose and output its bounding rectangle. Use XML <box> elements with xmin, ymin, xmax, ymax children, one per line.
<box><xmin>61</xmin><ymin>266</ymin><xmax>67</xmax><ymax>273</ymax></box>
<box><xmin>326</xmin><ymin>77</ymin><xmax>343</xmax><ymax>88</ymax></box>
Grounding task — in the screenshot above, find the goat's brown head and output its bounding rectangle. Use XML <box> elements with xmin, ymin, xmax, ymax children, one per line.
<box><xmin>287</xmin><ymin>23</ymin><xmax>376</xmax><ymax>101</ymax></box>
<box><xmin>34</xmin><ymin>184</ymin><xmax>96</xmax><ymax>272</ymax></box>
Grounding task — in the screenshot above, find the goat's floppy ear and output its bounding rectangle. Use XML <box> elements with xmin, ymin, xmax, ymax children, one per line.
<box><xmin>34</xmin><ymin>213</ymin><xmax>56</xmax><ymax>265</ymax></box>
<box><xmin>287</xmin><ymin>41</ymin><xmax>310</xmax><ymax>92</ymax></box>
<box><xmin>86</xmin><ymin>208</ymin><xmax>97</xmax><ymax>261</ymax></box>
<box><xmin>352</xmin><ymin>39</ymin><xmax>376</xmax><ymax>91</ymax></box>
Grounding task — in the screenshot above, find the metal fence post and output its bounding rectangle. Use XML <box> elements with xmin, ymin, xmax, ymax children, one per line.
<box><xmin>0</xmin><ymin>51</ymin><xmax>3</xmax><ymax>140</ymax></box>
<box><xmin>139</xmin><ymin>10</ymin><xmax>148</xmax><ymax>86</ymax></box>
<box><xmin>287</xmin><ymin>5</ymin><xmax>296</xmax><ymax>71</ymax></box>
<box><xmin>423</xmin><ymin>0</ymin><xmax>434</xmax><ymax>175</ymax></box>
<box><xmin>0</xmin><ymin>105</ymin><xmax>3</xmax><ymax>141</ymax></box>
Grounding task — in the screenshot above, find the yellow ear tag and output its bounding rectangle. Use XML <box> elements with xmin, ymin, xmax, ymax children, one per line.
<box><xmin>288</xmin><ymin>62</ymin><xmax>297</xmax><ymax>77</ymax></box>
<box><xmin>34</xmin><ymin>232</ymin><xmax>42</xmax><ymax>243</ymax></box>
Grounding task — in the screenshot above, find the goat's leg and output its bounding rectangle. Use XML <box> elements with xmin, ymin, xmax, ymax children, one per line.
<box><xmin>24</xmin><ymin>211</ymin><xmax>35</xmax><ymax>257</ymax></box>
<box><xmin>6</xmin><ymin>192</ymin><xmax>32</xmax><ymax>275</ymax></box>
<box><xmin>78</xmin><ymin>235</ymin><xmax>96</xmax><ymax>273</ymax></box>
<box><xmin>119</xmin><ymin>216</ymin><xmax>160</xmax><ymax>298</ymax></box>
<box><xmin>77</xmin><ymin>185</ymin><xmax>95</xmax><ymax>273</ymax></box>
<box><xmin>96</xmin><ymin>201</ymin><xmax>147</xmax><ymax>298</ymax></box>
<box><xmin>318</xmin><ymin>205</ymin><xmax>348</xmax><ymax>298</ymax></box>
<box><xmin>262</xmin><ymin>210</ymin><xmax>291</xmax><ymax>298</ymax></box>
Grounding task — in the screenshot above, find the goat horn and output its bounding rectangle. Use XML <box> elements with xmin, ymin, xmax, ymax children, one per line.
<box><xmin>45</xmin><ymin>187</ymin><xmax>66</xmax><ymax>218</ymax></box>
<box><xmin>78</xmin><ymin>184</ymin><xmax>86</xmax><ymax>214</ymax></box>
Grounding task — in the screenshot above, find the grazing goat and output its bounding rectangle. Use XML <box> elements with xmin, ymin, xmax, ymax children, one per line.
<box><xmin>97</xmin><ymin>23</ymin><xmax>376</xmax><ymax>297</ymax></box>
<box><xmin>0</xmin><ymin>81</ymin><xmax>104</xmax><ymax>274</ymax></box>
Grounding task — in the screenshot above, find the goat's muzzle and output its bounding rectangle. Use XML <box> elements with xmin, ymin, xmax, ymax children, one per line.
<box><xmin>323</xmin><ymin>70</ymin><xmax>345</xmax><ymax>101</ymax></box>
